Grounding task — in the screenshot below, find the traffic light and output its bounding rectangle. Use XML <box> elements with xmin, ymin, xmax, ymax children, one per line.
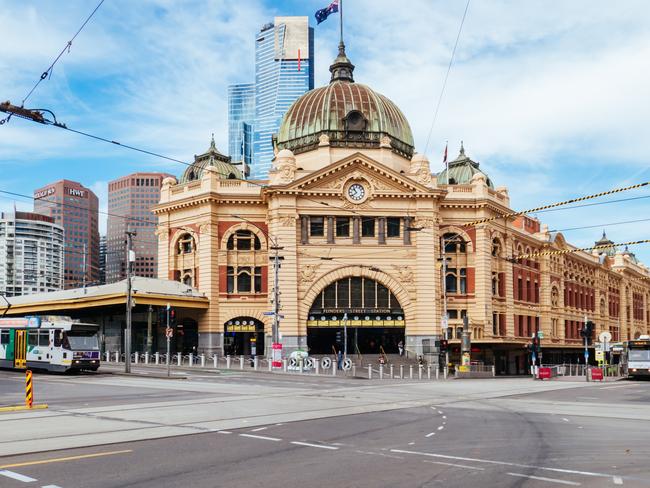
<box><xmin>532</xmin><ymin>332</ymin><xmax>540</xmax><ymax>354</ymax></box>
<box><xmin>170</xmin><ymin>308</ymin><xmax>176</xmax><ymax>326</ymax></box>
<box><xmin>585</xmin><ymin>321</ymin><xmax>594</xmax><ymax>346</ymax></box>
<box><xmin>440</xmin><ymin>339</ymin><xmax>448</xmax><ymax>353</ymax></box>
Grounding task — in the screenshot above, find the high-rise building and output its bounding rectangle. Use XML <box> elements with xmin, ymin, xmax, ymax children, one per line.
<box><xmin>0</xmin><ymin>211</ymin><xmax>64</xmax><ymax>296</ymax></box>
<box><xmin>228</xmin><ymin>83</ymin><xmax>255</xmax><ymax>170</ymax></box>
<box><xmin>106</xmin><ymin>172</ymin><xmax>172</xmax><ymax>283</ymax></box>
<box><xmin>99</xmin><ymin>235</ymin><xmax>107</xmax><ymax>285</ymax></box>
<box><xmin>33</xmin><ymin>180</ymin><xmax>99</xmax><ymax>289</ymax></box>
<box><xmin>228</xmin><ymin>17</ymin><xmax>314</xmax><ymax>180</ymax></box>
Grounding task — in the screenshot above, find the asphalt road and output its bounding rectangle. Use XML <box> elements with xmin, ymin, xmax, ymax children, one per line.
<box><xmin>1</xmin><ymin>370</ymin><xmax>649</xmax><ymax>487</ymax></box>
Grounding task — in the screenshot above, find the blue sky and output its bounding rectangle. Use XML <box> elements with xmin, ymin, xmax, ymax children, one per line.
<box><xmin>1</xmin><ymin>0</ymin><xmax>650</xmax><ymax>263</ymax></box>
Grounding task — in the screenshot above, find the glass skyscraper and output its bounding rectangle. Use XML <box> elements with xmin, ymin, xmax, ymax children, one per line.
<box><xmin>228</xmin><ymin>83</ymin><xmax>255</xmax><ymax>171</ymax></box>
<box><xmin>228</xmin><ymin>17</ymin><xmax>314</xmax><ymax>180</ymax></box>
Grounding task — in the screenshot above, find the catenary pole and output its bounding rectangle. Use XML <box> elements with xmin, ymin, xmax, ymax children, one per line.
<box><xmin>125</xmin><ymin>230</ymin><xmax>136</xmax><ymax>373</ymax></box>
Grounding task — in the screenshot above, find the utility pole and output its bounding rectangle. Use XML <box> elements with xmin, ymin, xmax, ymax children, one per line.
<box><xmin>270</xmin><ymin>242</ymin><xmax>284</xmax><ymax>345</ymax></box>
<box><xmin>440</xmin><ymin>235</ymin><xmax>450</xmax><ymax>369</ymax></box>
<box><xmin>461</xmin><ymin>314</ymin><xmax>471</xmax><ymax>368</ymax></box>
<box><xmin>124</xmin><ymin>230</ymin><xmax>136</xmax><ymax>374</ymax></box>
<box><xmin>584</xmin><ymin>314</ymin><xmax>589</xmax><ymax>380</ymax></box>
<box><xmin>146</xmin><ymin>304</ymin><xmax>153</xmax><ymax>355</ymax></box>
<box><xmin>343</xmin><ymin>312</ymin><xmax>348</xmax><ymax>360</ymax></box>
<box><xmin>166</xmin><ymin>303</ymin><xmax>171</xmax><ymax>378</ymax></box>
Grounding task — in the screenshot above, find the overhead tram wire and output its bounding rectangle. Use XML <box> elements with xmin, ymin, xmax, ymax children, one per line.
<box><xmin>509</xmin><ymin>239</ymin><xmax>650</xmax><ymax>261</ymax></box>
<box><xmin>21</xmin><ymin>0</ymin><xmax>107</xmax><ymax>106</ymax></box>
<box><xmin>550</xmin><ymin>217</ymin><xmax>650</xmax><ymax>234</ymax></box>
<box><xmin>423</xmin><ymin>0</ymin><xmax>471</xmax><ymax>156</ymax></box>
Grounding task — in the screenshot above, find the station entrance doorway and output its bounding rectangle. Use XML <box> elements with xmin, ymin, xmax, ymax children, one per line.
<box><xmin>224</xmin><ymin>317</ymin><xmax>265</xmax><ymax>356</ymax></box>
<box><xmin>307</xmin><ymin>277</ymin><xmax>405</xmax><ymax>354</ymax></box>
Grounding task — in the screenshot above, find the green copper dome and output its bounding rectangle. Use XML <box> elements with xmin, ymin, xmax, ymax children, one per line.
<box><xmin>180</xmin><ymin>135</ymin><xmax>244</xmax><ymax>183</ymax></box>
<box><xmin>437</xmin><ymin>144</ymin><xmax>494</xmax><ymax>189</ymax></box>
<box><xmin>275</xmin><ymin>43</ymin><xmax>415</xmax><ymax>159</ymax></box>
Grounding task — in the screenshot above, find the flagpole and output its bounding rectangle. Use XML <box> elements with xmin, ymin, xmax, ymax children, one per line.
<box><xmin>339</xmin><ymin>0</ymin><xmax>344</xmax><ymax>46</ymax></box>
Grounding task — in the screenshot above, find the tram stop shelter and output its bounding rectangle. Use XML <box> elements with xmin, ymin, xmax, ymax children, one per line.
<box><xmin>0</xmin><ymin>277</ymin><xmax>209</xmax><ymax>354</ymax></box>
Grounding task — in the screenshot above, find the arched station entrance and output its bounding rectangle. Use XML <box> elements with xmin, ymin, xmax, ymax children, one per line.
<box><xmin>307</xmin><ymin>277</ymin><xmax>405</xmax><ymax>354</ymax></box>
<box><xmin>224</xmin><ymin>317</ymin><xmax>265</xmax><ymax>356</ymax></box>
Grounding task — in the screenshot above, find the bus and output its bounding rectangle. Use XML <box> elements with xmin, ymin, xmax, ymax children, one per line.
<box><xmin>624</xmin><ymin>336</ymin><xmax>650</xmax><ymax>379</ymax></box>
<box><xmin>0</xmin><ymin>315</ymin><xmax>100</xmax><ymax>372</ymax></box>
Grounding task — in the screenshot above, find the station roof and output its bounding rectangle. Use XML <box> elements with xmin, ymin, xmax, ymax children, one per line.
<box><xmin>0</xmin><ymin>277</ymin><xmax>209</xmax><ymax>315</ymax></box>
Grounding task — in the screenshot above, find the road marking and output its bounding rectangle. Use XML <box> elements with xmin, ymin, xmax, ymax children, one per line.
<box><xmin>239</xmin><ymin>433</ymin><xmax>282</xmax><ymax>442</ymax></box>
<box><xmin>437</xmin><ymin>426</ymin><xmax>444</xmax><ymax>431</ymax></box>
<box><xmin>562</xmin><ymin>418</ymin><xmax>570</xmax><ymax>422</ymax></box>
<box><xmin>42</xmin><ymin>485</ymin><xmax>63</xmax><ymax>488</ymax></box>
<box><xmin>425</xmin><ymin>432</ymin><xmax>436</xmax><ymax>438</ymax></box>
<box><xmin>0</xmin><ymin>450</ymin><xmax>133</xmax><ymax>469</ymax></box>
<box><xmin>437</xmin><ymin>410</ymin><xmax>444</xmax><ymax>414</ymax></box>
<box><xmin>408</xmin><ymin>442</ymin><xmax>415</xmax><ymax>445</ymax></box>
<box><xmin>613</xmin><ymin>476</ymin><xmax>623</xmax><ymax>485</ymax></box>
<box><xmin>251</xmin><ymin>427</ymin><xmax>268</xmax><ymax>432</ymax></box>
<box><xmin>0</xmin><ymin>470</ymin><xmax>37</xmax><ymax>482</ymax></box>
<box><xmin>389</xmin><ymin>449</ymin><xmax>618</xmax><ymax>479</ymax></box>
<box><xmin>291</xmin><ymin>441</ymin><xmax>338</xmax><ymax>450</ymax></box>
<box><xmin>442</xmin><ymin>415</ymin><xmax>447</xmax><ymax>419</ymax></box>
<box><xmin>217</xmin><ymin>430</ymin><xmax>232</xmax><ymax>434</ymax></box>
<box><xmin>355</xmin><ymin>450</ymin><xmax>403</xmax><ymax>459</ymax></box>
<box><xmin>507</xmin><ymin>472</ymin><xmax>581</xmax><ymax>486</ymax></box>
<box><xmin>599</xmin><ymin>384</ymin><xmax>632</xmax><ymax>390</ymax></box>
<box><xmin>424</xmin><ymin>460</ymin><xmax>485</xmax><ymax>471</ymax></box>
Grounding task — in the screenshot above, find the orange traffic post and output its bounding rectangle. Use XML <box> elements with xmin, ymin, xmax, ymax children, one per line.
<box><xmin>25</xmin><ymin>370</ymin><xmax>33</xmax><ymax>408</ymax></box>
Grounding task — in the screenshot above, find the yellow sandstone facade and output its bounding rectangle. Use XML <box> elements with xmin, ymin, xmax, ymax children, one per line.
<box><xmin>153</xmin><ymin>45</ymin><xmax>650</xmax><ymax>373</ymax></box>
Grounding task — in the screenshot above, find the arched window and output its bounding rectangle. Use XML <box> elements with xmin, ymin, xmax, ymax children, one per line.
<box><xmin>226</xmin><ymin>266</ymin><xmax>262</xmax><ymax>294</ymax></box>
<box><xmin>443</xmin><ymin>233</ymin><xmax>466</xmax><ymax>253</ymax></box>
<box><xmin>445</xmin><ymin>268</ymin><xmax>467</xmax><ymax>294</ymax></box>
<box><xmin>227</xmin><ymin>230</ymin><xmax>261</xmax><ymax>251</ymax></box>
<box><xmin>177</xmin><ymin>234</ymin><xmax>195</xmax><ymax>254</ymax></box>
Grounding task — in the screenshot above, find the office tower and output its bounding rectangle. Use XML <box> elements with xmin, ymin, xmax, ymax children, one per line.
<box><xmin>228</xmin><ymin>83</ymin><xmax>255</xmax><ymax>171</ymax></box>
<box><xmin>0</xmin><ymin>211</ymin><xmax>64</xmax><ymax>296</ymax></box>
<box><xmin>106</xmin><ymin>172</ymin><xmax>172</xmax><ymax>283</ymax></box>
<box><xmin>228</xmin><ymin>17</ymin><xmax>314</xmax><ymax>180</ymax></box>
<box><xmin>99</xmin><ymin>235</ymin><xmax>107</xmax><ymax>285</ymax></box>
<box><xmin>33</xmin><ymin>180</ymin><xmax>99</xmax><ymax>289</ymax></box>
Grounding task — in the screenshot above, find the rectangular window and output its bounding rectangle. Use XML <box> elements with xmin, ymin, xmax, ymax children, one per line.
<box><xmin>363</xmin><ymin>279</ymin><xmax>376</xmax><ymax>308</ymax></box>
<box><xmin>446</xmin><ymin>268</ymin><xmax>457</xmax><ymax>294</ymax></box>
<box><xmin>310</xmin><ymin>217</ymin><xmax>324</xmax><ymax>237</ymax></box>
<box><xmin>39</xmin><ymin>331</ymin><xmax>49</xmax><ymax>347</ymax></box>
<box><xmin>361</xmin><ymin>217</ymin><xmax>375</xmax><ymax>237</ymax></box>
<box><xmin>254</xmin><ymin>267</ymin><xmax>262</xmax><ymax>293</ymax></box>
<box><xmin>227</xmin><ymin>266</ymin><xmax>235</xmax><ymax>293</ymax></box>
<box><xmin>28</xmin><ymin>331</ymin><xmax>38</xmax><ymax>347</ymax></box>
<box><xmin>350</xmin><ymin>277</ymin><xmax>363</xmax><ymax>307</ymax></box>
<box><xmin>459</xmin><ymin>268</ymin><xmax>467</xmax><ymax>294</ymax></box>
<box><xmin>447</xmin><ymin>309</ymin><xmax>458</xmax><ymax>319</ymax></box>
<box><xmin>0</xmin><ymin>330</ymin><xmax>9</xmax><ymax>345</ymax></box>
<box><xmin>376</xmin><ymin>283</ymin><xmax>389</xmax><ymax>308</ymax></box>
<box><xmin>386</xmin><ymin>217</ymin><xmax>400</xmax><ymax>238</ymax></box>
<box><xmin>335</xmin><ymin>217</ymin><xmax>350</xmax><ymax>237</ymax></box>
<box><xmin>337</xmin><ymin>279</ymin><xmax>350</xmax><ymax>308</ymax></box>
<box><xmin>492</xmin><ymin>313</ymin><xmax>498</xmax><ymax>336</ymax></box>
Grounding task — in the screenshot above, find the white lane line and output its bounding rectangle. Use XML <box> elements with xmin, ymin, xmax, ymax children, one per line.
<box><xmin>507</xmin><ymin>472</ymin><xmax>581</xmax><ymax>486</ymax></box>
<box><xmin>239</xmin><ymin>433</ymin><xmax>282</xmax><ymax>442</ymax></box>
<box><xmin>251</xmin><ymin>427</ymin><xmax>268</xmax><ymax>432</ymax></box>
<box><xmin>599</xmin><ymin>384</ymin><xmax>632</xmax><ymax>390</ymax></box>
<box><xmin>389</xmin><ymin>449</ymin><xmax>617</xmax><ymax>479</ymax></box>
<box><xmin>437</xmin><ymin>426</ymin><xmax>444</xmax><ymax>431</ymax></box>
<box><xmin>442</xmin><ymin>415</ymin><xmax>447</xmax><ymax>419</ymax></box>
<box><xmin>424</xmin><ymin>460</ymin><xmax>485</xmax><ymax>471</ymax></box>
<box><xmin>613</xmin><ymin>476</ymin><xmax>623</xmax><ymax>485</ymax></box>
<box><xmin>42</xmin><ymin>485</ymin><xmax>63</xmax><ymax>488</ymax></box>
<box><xmin>562</xmin><ymin>418</ymin><xmax>570</xmax><ymax>422</ymax></box>
<box><xmin>408</xmin><ymin>442</ymin><xmax>415</xmax><ymax>445</ymax></box>
<box><xmin>355</xmin><ymin>450</ymin><xmax>403</xmax><ymax>459</ymax></box>
<box><xmin>0</xmin><ymin>470</ymin><xmax>37</xmax><ymax>482</ymax></box>
<box><xmin>425</xmin><ymin>432</ymin><xmax>436</xmax><ymax>438</ymax></box>
<box><xmin>291</xmin><ymin>441</ymin><xmax>338</xmax><ymax>450</ymax></box>
<box><xmin>217</xmin><ymin>430</ymin><xmax>232</xmax><ymax>434</ymax></box>
<box><xmin>437</xmin><ymin>410</ymin><xmax>444</xmax><ymax>414</ymax></box>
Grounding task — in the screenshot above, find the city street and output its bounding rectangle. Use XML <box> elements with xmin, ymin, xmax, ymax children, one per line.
<box><xmin>1</xmin><ymin>370</ymin><xmax>649</xmax><ymax>487</ymax></box>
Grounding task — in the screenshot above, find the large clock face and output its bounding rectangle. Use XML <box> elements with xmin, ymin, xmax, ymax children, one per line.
<box><xmin>347</xmin><ymin>183</ymin><xmax>366</xmax><ymax>202</ymax></box>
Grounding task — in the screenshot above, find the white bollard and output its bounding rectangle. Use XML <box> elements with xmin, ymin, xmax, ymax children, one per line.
<box><xmin>352</xmin><ymin>364</ymin><xmax>356</xmax><ymax>377</ymax></box>
<box><xmin>443</xmin><ymin>367</ymin><xmax>448</xmax><ymax>380</ymax></box>
<box><xmin>332</xmin><ymin>361</ymin><xmax>337</xmax><ymax>376</ymax></box>
<box><xmin>155</xmin><ymin>352</ymin><xmax>160</xmax><ymax>365</ymax></box>
<box><xmin>200</xmin><ymin>354</ymin><xmax>206</xmax><ymax>367</ymax></box>
<box><xmin>400</xmin><ymin>364</ymin><xmax>404</xmax><ymax>379</ymax></box>
<box><xmin>283</xmin><ymin>359</ymin><xmax>288</xmax><ymax>372</ymax></box>
<box><xmin>418</xmin><ymin>366</ymin><xmax>423</xmax><ymax>380</ymax></box>
<box><xmin>134</xmin><ymin>352</ymin><xmax>139</xmax><ymax>364</ymax></box>
<box><xmin>368</xmin><ymin>364</ymin><xmax>372</xmax><ymax>379</ymax></box>
<box><xmin>390</xmin><ymin>364</ymin><xmax>394</xmax><ymax>378</ymax></box>
<box><xmin>379</xmin><ymin>364</ymin><xmax>384</xmax><ymax>380</ymax></box>
<box><xmin>268</xmin><ymin>358</ymin><xmax>272</xmax><ymax>372</ymax></box>
<box><xmin>409</xmin><ymin>365</ymin><xmax>414</xmax><ymax>379</ymax></box>
<box><xmin>188</xmin><ymin>353</ymin><xmax>194</xmax><ymax>367</ymax></box>
<box><xmin>177</xmin><ymin>354</ymin><xmax>181</xmax><ymax>366</ymax></box>
<box><xmin>492</xmin><ymin>365</ymin><xmax>495</xmax><ymax>377</ymax></box>
<box><xmin>213</xmin><ymin>354</ymin><xmax>218</xmax><ymax>368</ymax></box>
<box><xmin>254</xmin><ymin>356</ymin><xmax>258</xmax><ymax>370</ymax></box>
<box><xmin>145</xmin><ymin>352</ymin><xmax>150</xmax><ymax>365</ymax></box>
<box><xmin>435</xmin><ymin>366</ymin><xmax>439</xmax><ymax>380</ymax></box>
<box><xmin>115</xmin><ymin>351</ymin><xmax>119</xmax><ymax>363</ymax></box>
<box><xmin>226</xmin><ymin>355</ymin><xmax>231</xmax><ymax>369</ymax></box>
<box><xmin>315</xmin><ymin>361</ymin><xmax>319</xmax><ymax>375</ymax></box>
<box><xmin>427</xmin><ymin>366</ymin><xmax>431</xmax><ymax>380</ymax></box>
<box><xmin>299</xmin><ymin>358</ymin><xmax>303</xmax><ymax>374</ymax></box>
<box><xmin>105</xmin><ymin>351</ymin><xmax>110</xmax><ymax>362</ymax></box>
<box><xmin>239</xmin><ymin>356</ymin><xmax>244</xmax><ymax>369</ymax></box>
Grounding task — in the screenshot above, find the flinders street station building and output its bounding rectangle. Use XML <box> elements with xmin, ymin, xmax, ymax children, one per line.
<box><xmin>153</xmin><ymin>45</ymin><xmax>650</xmax><ymax>374</ymax></box>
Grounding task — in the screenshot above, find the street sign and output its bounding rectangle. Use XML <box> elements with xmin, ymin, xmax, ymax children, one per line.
<box><xmin>591</xmin><ymin>368</ymin><xmax>604</xmax><ymax>381</ymax></box>
<box><xmin>595</xmin><ymin>350</ymin><xmax>604</xmax><ymax>361</ymax></box>
<box><xmin>538</xmin><ymin>367</ymin><xmax>552</xmax><ymax>380</ymax></box>
<box><xmin>165</xmin><ymin>327</ymin><xmax>173</xmax><ymax>339</ymax></box>
<box><xmin>599</xmin><ymin>331</ymin><xmax>612</xmax><ymax>343</ymax></box>
<box><xmin>537</xmin><ymin>331</ymin><xmax>544</xmax><ymax>339</ymax></box>
<box><xmin>263</xmin><ymin>311</ymin><xmax>275</xmax><ymax>316</ymax></box>
<box><xmin>342</xmin><ymin>358</ymin><xmax>352</xmax><ymax>371</ymax></box>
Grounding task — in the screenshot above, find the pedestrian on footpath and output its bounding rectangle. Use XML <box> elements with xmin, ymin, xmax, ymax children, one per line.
<box><xmin>337</xmin><ymin>349</ymin><xmax>343</xmax><ymax>370</ymax></box>
<box><xmin>398</xmin><ymin>340</ymin><xmax>404</xmax><ymax>357</ymax></box>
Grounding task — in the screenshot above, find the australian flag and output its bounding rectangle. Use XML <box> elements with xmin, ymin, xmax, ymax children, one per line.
<box><xmin>315</xmin><ymin>0</ymin><xmax>339</xmax><ymax>24</ymax></box>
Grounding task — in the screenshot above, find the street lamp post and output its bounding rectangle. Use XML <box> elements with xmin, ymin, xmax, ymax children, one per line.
<box><xmin>124</xmin><ymin>230</ymin><xmax>136</xmax><ymax>374</ymax></box>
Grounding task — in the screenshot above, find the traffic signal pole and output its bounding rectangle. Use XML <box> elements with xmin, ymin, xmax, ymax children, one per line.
<box><xmin>124</xmin><ymin>230</ymin><xmax>136</xmax><ymax>374</ymax></box>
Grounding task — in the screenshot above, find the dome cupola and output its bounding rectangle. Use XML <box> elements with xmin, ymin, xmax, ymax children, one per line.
<box><xmin>437</xmin><ymin>143</ymin><xmax>494</xmax><ymax>189</ymax></box>
<box><xmin>180</xmin><ymin>134</ymin><xmax>245</xmax><ymax>183</ymax></box>
<box><xmin>275</xmin><ymin>43</ymin><xmax>415</xmax><ymax>159</ymax></box>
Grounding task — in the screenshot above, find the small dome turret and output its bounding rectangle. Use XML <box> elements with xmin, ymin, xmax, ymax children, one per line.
<box><xmin>180</xmin><ymin>134</ymin><xmax>245</xmax><ymax>183</ymax></box>
<box><xmin>437</xmin><ymin>143</ymin><xmax>494</xmax><ymax>189</ymax></box>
